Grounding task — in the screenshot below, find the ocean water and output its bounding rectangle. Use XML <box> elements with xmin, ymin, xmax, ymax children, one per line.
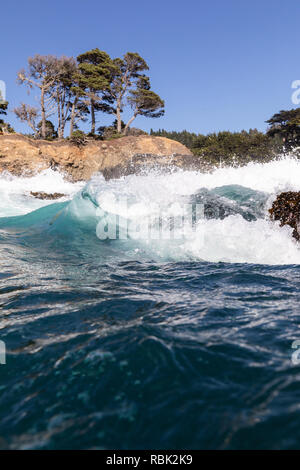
<box><xmin>1</xmin><ymin>158</ymin><xmax>300</xmax><ymax>449</ymax></box>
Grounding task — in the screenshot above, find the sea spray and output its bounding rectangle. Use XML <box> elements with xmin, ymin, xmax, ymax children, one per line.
<box><xmin>1</xmin><ymin>156</ymin><xmax>300</xmax><ymax>264</ymax></box>
<box><xmin>0</xmin><ymin>168</ymin><xmax>84</xmax><ymax>217</ymax></box>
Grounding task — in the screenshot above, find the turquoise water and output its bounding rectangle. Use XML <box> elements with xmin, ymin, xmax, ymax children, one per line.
<box><xmin>1</xmin><ymin>160</ymin><xmax>300</xmax><ymax>449</ymax></box>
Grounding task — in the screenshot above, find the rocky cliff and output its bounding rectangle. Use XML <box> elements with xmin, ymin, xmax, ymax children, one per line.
<box><xmin>0</xmin><ymin>134</ymin><xmax>195</xmax><ymax>181</ymax></box>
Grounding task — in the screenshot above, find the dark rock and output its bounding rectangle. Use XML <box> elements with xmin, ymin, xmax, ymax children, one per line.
<box><xmin>101</xmin><ymin>153</ymin><xmax>212</xmax><ymax>180</ymax></box>
<box><xmin>30</xmin><ymin>191</ymin><xmax>66</xmax><ymax>200</ymax></box>
<box><xmin>269</xmin><ymin>191</ymin><xmax>300</xmax><ymax>240</ymax></box>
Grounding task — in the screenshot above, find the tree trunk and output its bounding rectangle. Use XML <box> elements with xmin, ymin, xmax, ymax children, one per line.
<box><xmin>69</xmin><ymin>99</ymin><xmax>77</xmax><ymax>137</ymax></box>
<box><xmin>90</xmin><ymin>99</ymin><xmax>95</xmax><ymax>135</ymax></box>
<box><xmin>41</xmin><ymin>87</ymin><xmax>46</xmax><ymax>139</ymax></box>
<box><xmin>60</xmin><ymin>90</ymin><xmax>69</xmax><ymax>139</ymax></box>
<box><xmin>116</xmin><ymin>98</ymin><xmax>122</xmax><ymax>133</ymax></box>
<box><xmin>123</xmin><ymin>112</ymin><xmax>138</xmax><ymax>135</ymax></box>
<box><xmin>60</xmin><ymin>121</ymin><xmax>65</xmax><ymax>139</ymax></box>
<box><xmin>57</xmin><ymin>96</ymin><xmax>62</xmax><ymax>139</ymax></box>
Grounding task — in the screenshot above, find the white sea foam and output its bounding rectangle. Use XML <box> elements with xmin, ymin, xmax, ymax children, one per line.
<box><xmin>2</xmin><ymin>157</ymin><xmax>300</xmax><ymax>265</ymax></box>
<box><xmin>85</xmin><ymin>157</ymin><xmax>300</xmax><ymax>265</ymax></box>
<box><xmin>0</xmin><ymin>169</ymin><xmax>84</xmax><ymax>217</ymax></box>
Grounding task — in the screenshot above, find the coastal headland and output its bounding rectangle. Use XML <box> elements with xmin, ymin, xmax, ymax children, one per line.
<box><xmin>0</xmin><ymin>134</ymin><xmax>196</xmax><ymax>181</ymax></box>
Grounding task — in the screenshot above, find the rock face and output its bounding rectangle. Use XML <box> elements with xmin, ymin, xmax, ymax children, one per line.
<box><xmin>0</xmin><ymin>134</ymin><xmax>194</xmax><ymax>181</ymax></box>
<box><xmin>30</xmin><ymin>192</ymin><xmax>66</xmax><ymax>200</ymax></box>
<box><xmin>269</xmin><ymin>191</ymin><xmax>300</xmax><ymax>240</ymax></box>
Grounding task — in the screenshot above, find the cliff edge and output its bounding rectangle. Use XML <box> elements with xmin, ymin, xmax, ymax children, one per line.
<box><xmin>0</xmin><ymin>134</ymin><xmax>194</xmax><ymax>181</ymax></box>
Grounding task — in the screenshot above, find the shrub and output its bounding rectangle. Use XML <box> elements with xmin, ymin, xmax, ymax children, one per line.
<box><xmin>70</xmin><ymin>130</ymin><xmax>88</xmax><ymax>146</ymax></box>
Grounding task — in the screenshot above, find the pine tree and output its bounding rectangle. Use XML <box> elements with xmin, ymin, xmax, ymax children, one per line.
<box><xmin>104</xmin><ymin>52</ymin><xmax>164</xmax><ymax>134</ymax></box>
<box><xmin>266</xmin><ymin>108</ymin><xmax>300</xmax><ymax>148</ymax></box>
<box><xmin>76</xmin><ymin>48</ymin><xmax>116</xmax><ymax>135</ymax></box>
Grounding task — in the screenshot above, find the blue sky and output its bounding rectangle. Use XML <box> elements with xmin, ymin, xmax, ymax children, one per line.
<box><xmin>2</xmin><ymin>0</ymin><xmax>300</xmax><ymax>135</ymax></box>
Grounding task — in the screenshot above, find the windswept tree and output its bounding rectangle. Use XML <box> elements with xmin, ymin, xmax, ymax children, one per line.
<box><xmin>14</xmin><ymin>103</ymin><xmax>39</xmax><ymax>136</ymax></box>
<box><xmin>49</xmin><ymin>56</ymin><xmax>77</xmax><ymax>138</ymax></box>
<box><xmin>104</xmin><ymin>52</ymin><xmax>164</xmax><ymax>134</ymax></box>
<box><xmin>17</xmin><ymin>55</ymin><xmax>60</xmax><ymax>139</ymax></box>
<box><xmin>15</xmin><ymin>50</ymin><xmax>164</xmax><ymax>138</ymax></box>
<box><xmin>68</xmin><ymin>73</ymin><xmax>90</xmax><ymax>137</ymax></box>
<box><xmin>124</xmin><ymin>76</ymin><xmax>164</xmax><ymax>134</ymax></box>
<box><xmin>49</xmin><ymin>56</ymin><xmax>88</xmax><ymax>138</ymax></box>
<box><xmin>76</xmin><ymin>48</ymin><xmax>116</xmax><ymax>134</ymax></box>
<box><xmin>266</xmin><ymin>108</ymin><xmax>300</xmax><ymax>149</ymax></box>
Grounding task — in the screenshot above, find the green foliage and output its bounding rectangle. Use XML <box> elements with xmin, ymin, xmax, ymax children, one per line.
<box><xmin>0</xmin><ymin>101</ymin><xmax>8</xmax><ymax>132</ymax></box>
<box><xmin>126</xmin><ymin>127</ymin><xmax>148</xmax><ymax>136</ymax></box>
<box><xmin>0</xmin><ymin>101</ymin><xmax>8</xmax><ymax>116</ymax></box>
<box><xmin>151</xmin><ymin>128</ymin><xmax>280</xmax><ymax>164</ymax></box>
<box><xmin>70</xmin><ymin>130</ymin><xmax>88</xmax><ymax>146</ymax></box>
<box><xmin>112</xmin><ymin>53</ymin><xmax>149</xmax><ymax>89</ymax></box>
<box><xmin>150</xmin><ymin>128</ymin><xmax>198</xmax><ymax>148</ymax></box>
<box><xmin>128</xmin><ymin>88</ymin><xmax>164</xmax><ymax>119</ymax></box>
<box><xmin>76</xmin><ymin>48</ymin><xmax>116</xmax><ymax>134</ymax></box>
<box><xmin>103</xmin><ymin>52</ymin><xmax>164</xmax><ymax>133</ymax></box>
<box><xmin>37</xmin><ymin>120</ymin><xmax>57</xmax><ymax>140</ymax></box>
<box><xmin>15</xmin><ymin>48</ymin><xmax>164</xmax><ymax>138</ymax></box>
<box><xmin>0</xmin><ymin>101</ymin><xmax>14</xmax><ymax>133</ymax></box>
<box><xmin>105</xmin><ymin>133</ymin><xmax>124</xmax><ymax>140</ymax></box>
<box><xmin>0</xmin><ymin>121</ymin><xmax>15</xmax><ymax>134</ymax></box>
<box><xmin>266</xmin><ymin>108</ymin><xmax>300</xmax><ymax>149</ymax></box>
<box><xmin>98</xmin><ymin>120</ymin><xmax>147</xmax><ymax>140</ymax></box>
<box><xmin>76</xmin><ymin>48</ymin><xmax>114</xmax><ymax>94</ymax></box>
<box><xmin>97</xmin><ymin>119</ymin><xmax>124</xmax><ymax>140</ymax></box>
<box><xmin>192</xmin><ymin>129</ymin><xmax>275</xmax><ymax>164</ymax></box>
<box><xmin>50</xmin><ymin>56</ymin><xmax>88</xmax><ymax>138</ymax></box>
<box><xmin>14</xmin><ymin>46</ymin><xmax>300</xmax><ymax>166</ymax></box>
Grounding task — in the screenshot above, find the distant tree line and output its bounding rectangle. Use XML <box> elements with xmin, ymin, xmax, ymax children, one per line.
<box><xmin>0</xmin><ymin>49</ymin><xmax>165</xmax><ymax>140</ymax></box>
<box><xmin>150</xmin><ymin>112</ymin><xmax>300</xmax><ymax>164</ymax></box>
<box><xmin>149</xmin><ymin>129</ymin><xmax>199</xmax><ymax>148</ymax></box>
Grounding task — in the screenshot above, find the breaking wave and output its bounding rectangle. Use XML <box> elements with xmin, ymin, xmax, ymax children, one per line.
<box><xmin>1</xmin><ymin>157</ymin><xmax>300</xmax><ymax>265</ymax></box>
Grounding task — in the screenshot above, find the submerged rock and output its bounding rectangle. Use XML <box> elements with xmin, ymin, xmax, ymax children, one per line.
<box><xmin>30</xmin><ymin>191</ymin><xmax>65</xmax><ymax>200</ymax></box>
<box><xmin>190</xmin><ymin>185</ymin><xmax>268</xmax><ymax>221</ymax></box>
<box><xmin>269</xmin><ymin>191</ymin><xmax>300</xmax><ymax>240</ymax></box>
